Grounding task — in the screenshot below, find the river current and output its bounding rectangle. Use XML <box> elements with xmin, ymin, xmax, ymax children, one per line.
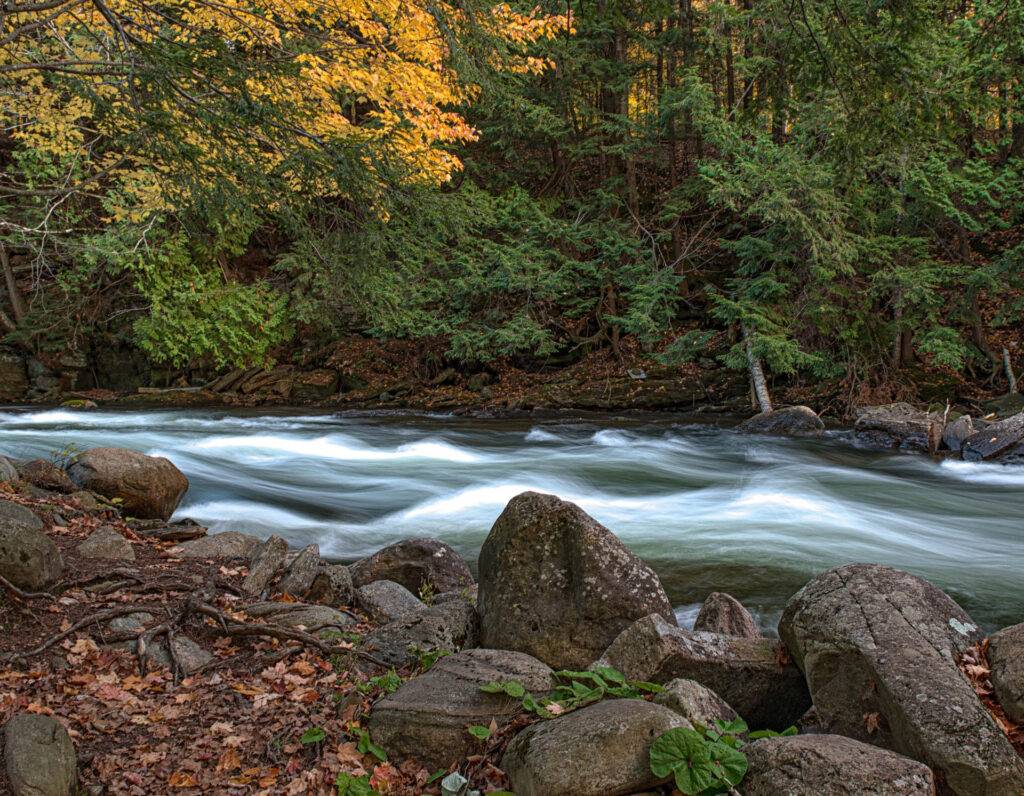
<box><xmin>1</xmin><ymin>407</ymin><xmax>1021</xmax><ymax>634</ymax></box>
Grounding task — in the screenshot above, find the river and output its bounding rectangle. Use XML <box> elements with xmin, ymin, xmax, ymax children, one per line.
<box><xmin>1</xmin><ymin>407</ymin><xmax>1021</xmax><ymax>634</ymax></box>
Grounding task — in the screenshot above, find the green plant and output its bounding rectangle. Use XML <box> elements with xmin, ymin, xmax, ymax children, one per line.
<box><xmin>357</xmin><ymin>669</ymin><xmax>403</xmax><ymax>695</ymax></box>
<box><xmin>649</xmin><ymin>718</ymin><xmax>797</xmax><ymax>795</ymax></box>
<box><xmin>349</xmin><ymin>726</ymin><xmax>387</xmax><ymax>762</ymax></box>
<box><xmin>418</xmin><ymin>582</ymin><xmax>437</xmax><ymax>606</ymax></box>
<box><xmin>335</xmin><ymin>772</ymin><xmax>378</xmax><ymax>796</ymax></box>
<box><xmin>299</xmin><ymin>726</ymin><xmax>326</xmax><ymax>745</ymax></box>
<box><xmin>411</xmin><ymin>646</ymin><xmax>452</xmax><ymax>672</ymax></box>
<box><xmin>48</xmin><ymin>442</ymin><xmax>80</xmax><ymax>473</ymax></box>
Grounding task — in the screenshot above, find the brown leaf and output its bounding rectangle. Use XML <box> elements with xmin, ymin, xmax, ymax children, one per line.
<box><xmin>216</xmin><ymin>748</ymin><xmax>241</xmax><ymax>773</ymax></box>
<box><xmin>863</xmin><ymin>712</ymin><xmax>881</xmax><ymax>734</ymax></box>
<box><xmin>168</xmin><ymin>770</ymin><xmax>198</xmax><ymax>788</ymax></box>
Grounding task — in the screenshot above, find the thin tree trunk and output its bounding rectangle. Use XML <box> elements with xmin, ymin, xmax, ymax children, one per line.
<box><xmin>1004</xmin><ymin>348</ymin><xmax>1018</xmax><ymax>393</ymax></box>
<box><xmin>743</xmin><ymin>325</ymin><xmax>772</xmax><ymax>412</ymax></box>
<box><xmin>0</xmin><ymin>242</ymin><xmax>27</xmax><ymax>322</ymax></box>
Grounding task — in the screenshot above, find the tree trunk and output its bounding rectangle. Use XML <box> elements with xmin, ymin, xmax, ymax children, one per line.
<box><xmin>0</xmin><ymin>242</ymin><xmax>27</xmax><ymax>323</ymax></box>
<box><xmin>743</xmin><ymin>325</ymin><xmax>772</xmax><ymax>412</ymax></box>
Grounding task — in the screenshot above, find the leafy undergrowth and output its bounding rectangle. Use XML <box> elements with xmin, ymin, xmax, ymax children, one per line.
<box><xmin>959</xmin><ymin>643</ymin><xmax>1024</xmax><ymax>758</ymax></box>
<box><xmin>0</xmin><ymin>489</ymin><xmax>507</xmax><ymax>795</ymax></box>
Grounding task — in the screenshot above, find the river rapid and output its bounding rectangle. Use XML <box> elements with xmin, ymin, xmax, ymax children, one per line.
<box><xmin>1</xmin><ymin>407</ymin><xmax>1021</xmax><ymax>634</ymax></box>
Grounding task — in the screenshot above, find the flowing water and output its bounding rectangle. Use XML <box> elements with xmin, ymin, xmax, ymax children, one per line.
<box><xmin>2</xmin><ymin>407</ymin><xmax>1022</xmax><ymax>634</ymax></box>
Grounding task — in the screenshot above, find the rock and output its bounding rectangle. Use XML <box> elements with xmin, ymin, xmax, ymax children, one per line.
<box><xmin>4</xmin><ymin>713</ymin><xmax>77</xmax><ymax>796</ymax></box>
<box><xmin>307</xmin><ymin>564</ymin><xmax>353</xmax><ymax>608</ymax></box>
<box><xmin>779</xmin><ymin>563</ymin><xmax>1024</xmax><ymax>795</ymax></box>
<box><xmin>77</xmin><ymin>526</ymin><xmax>134</xmax><ymax>561</ymax></box>
<box><xmin>501</xmin><ymin>699</ymin><xmax>689</xmax><ymax>796</ymax></box>
<box><xmin>435</xmin><ymin>583</ymin><xmax>478</xmax><ymax>606</ymax></box>
<box><xmin>145</xmin><ymin>636</ymin><xmax>213</xmax><ymax>674</ymax></box>
<box><xmin>742</xmin><ymin>734</ymin><xmax>935</xmax><ymax>795</ymax></box>
<box><xmin>988</xmin><ymin>623</ymin><xmax>1024</xmax><ymax>725</ymax></box>
<box><xmin>693</xmin><ymin>592</ymin><xmax>762</xmax><ymax>638</ymax></box>
<box><xmin>69</xmin><ymin>490</ymin><xmax>98</xmax><ymax>510</ymax></box>
<box><xmin>109</xmin><ymin>612</ymin><xmax>154</xmax><ymax>633</ymax></box>
<box><xmin>368</xmin><ymin>648</ymin><xmax>557</xmax><ymax>770</ymax></box>
<box><xmin>983</xmin><ymin>392</ymin><xmax>1024</xmax><ymax>419</ymax></box>
<box><xmin>67</xmin><ymin>447</ymin><xmax>188</xmax><ymax>520</ymax></box>
<box><xmin>740</xmin><ymin>406</ymin><xmax>824</xmax><ymax>436</ymax></box>
<box><xmin>653</xmin><ymin>678</ymin><xmax>741</xmax><ymax>729</ymax></box>
<box><xmin>361</xmin><ymin>600</ymin><xmax>478</xmax><ymax>667</ymax></box>
<box><xmin>291</xmin><ymin>369</ymin><xmax>340</xmax><ymax>401</ymax></box>
<box><xmin>350</xmin><ymin>537</ymin><xmax>474</xmax><ymax>594</ymax></box>
<box><xmin>943</xmin><ymin>415</ymin><xmax>975</xmax><ymax>451</ymax></box>
<box><xmin>597</xmin><ymin>613</ymin><xmax>810</xmax><ymax>731</ymax></box>
<box><xmin>244</xmin><ymin>601</ymin><xmax>356</xmax><ymax>631</ymax></box>
<box><xmin>853</xmin><ymin>403</ymin><xmax>934</xmax><ymax>451</ymax></box>
<box><xmin>355</xmin><ymin>580</ymin><xmax>424</xmax><ymax>624</ymax></box>
<box><xmin>0</xmin><ymin>350</ymin><xmax>29</xmax><ymax>400</ymax></box>
<box><xmin>174</xmin><ymin>530</ymin><xmax>262</xmax><ymax>560</ymax></box>
<box><xmin>962</xmin><ymin>410</ymin><xmax>1024</xmax><ymax>461</ymax></box>
<box><xmin>0</xmin><ymin>498</ymin><xmax>63</xmax><ymax>590</ymax></box>
<box><xmin>274</xmin><ymin>543</ymin><xmax>320</xmax><ymax>598</ymax></box>
<box><xmin>478</xmin><ymin>492</ymin><xmax>676</xmax><ymax>670</ymax></box>
<box><xmin>135</xmin><ymin>520</ymin><xmax>206</xmax><ymax>543</ymax></box>
<box><xmin>16</xmin><ymin>459</ymin><xmax>78</xmax><ymax>493</ymax></box>
<box><xmin>0</xmin><ymin>455</ymin><xmax>17</xmax><ymax>482</ymax></box>
<box><xmin>242</xmin><ymin>535</ymin><xmax>288</xmax><ymax>596</ymax></box>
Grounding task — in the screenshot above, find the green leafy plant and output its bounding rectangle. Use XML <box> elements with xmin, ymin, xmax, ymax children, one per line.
<box><xmin>418</xmin><ymin>582</ymin><xmax>437</xmax><ymax>605</ymax></box>
<box><xmin>410</xmin><ymin>647</ymin><xmax>452</xmax><ymax>672</ymax></box>
<box><xmin>466</xmin><ymin>725</ymin><xmax>491</xmax><ymax>740</ymax></box>
<box><xmin>349</xmin><ymin>727</ymin><xmax>387</xmax><ymax>762</ymax></box>
<box><xmin>48</xmin><ymin>442</ymin><xmax>80</xmax><ymax>473</ymax></box>
<box><xmin>649</xmin><ymin>718</ymin><xmax>797</xmax><ymax>795</ymax></box>
<box><xmin>335</xmin><ymin>772</ymin><xmax>378</xmax><ymax>796</ymax></box>
<box><xmin>299</xmin><ymin>726</ymin><xmax>326</xmax><ymax>745</ymax></box>
<box><xmin>357</xmin><ymin>669</ymin><xmax>403</xmax><ymax>695</ymax></box>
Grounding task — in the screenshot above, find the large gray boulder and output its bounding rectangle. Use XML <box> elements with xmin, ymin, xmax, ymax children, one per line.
<box><xmin>693</xmin><ymin>592</ymin><xmax>762</xmax><ymax>638</ymax></box>
<box><xmin>274</xmin><ymin>543</ymin><xmax>320</xmax><ymax>598</ymax></box>
<box><xmin>962</xmin><ymin>411</ymin><xmax>1024</xmax><ymax>462</ymax></box>
<box><xmin>0</xmin><ymin>455</ymin><xmax>17</xmax><ymax>483</ymax></box>
<box><xmin>355</xmin><ymin>580</ymin><xmax>424</xmax><ymax>624</ymax></box>
<box><xmin>361</xmin><ymin>600</ymin><xmax>478</xmax><ymax>667</ymax></box>
<box><xmin>779</xmin><ymin>563</ymin><xmax>1024</xmax><ymax>796</ymax></box>
<box><xmin>741</xmin><ymin>406</ymin><xmax>824</xmax><ymax>436</ymax></box>
<box><xmin>943</xmin><ymin>415</ymin><xmax>975</xmax><ymax>452</ymax></box>
<box><xmin>478</xmin><ymin>492</ymin><xmax>676</xmax><ymax>670</ymax></box>
<box><xmin>653</xmin><ymin>678</ymin><xmax>741</xmax><ymax>729</ymax></box>
<box><xmin>307</xmin><ymin>564</ymin><xmax>353</xmax><ymax>608</ymax></box>
<box><xmin>242</xmin><ymin>535</ymin><xmax>288</xmax><ymax>596</ymax></box>
<box><xmin>16</xmin><ymin>459</ymin><xmax>77</xmax><ymax>493</ymax></box>
<box><xmin>501</xmin><ymin>699</ymin><xmax>689</xmax><ymax>796</ymax></box>
<box><xmin>350</xmin><ymin>537</ymin><xmax>474</xmax><ymax>594</ymax></box>
<box><xmin>4</xmin><ymin>713</ymin><xmax>77</xmax><ymax>796</ymax></box>
<box><xmin>76</xmin><ymin>526</ymin><xmax>134</xmax><ymax>561</ymax></box>
<box><xmin>174</xmin><ymin>530</ymin><xmax>262</xmax><ymax>560</ymax></box>
<box><xmin>244</xmin><ymin>601</ymin><xmax>356</xmax><ymax>631</ymax></box>
<box><xmin>853</xmin><ymin>403</ymin><xmax>933</xmax><ymax>451</ymax></box>
<box><xmin>597</xmin><ymin>613</ymin><xmax>810</xmax><ymax>731</ymax></box>
<box><xmin>67</xmin><ymin>447</ymin><xmax>188</xmax><ymax>520</ymax></box>
<box><xmin>369</xmin><ymin>648</ymin><xmax>556</xmax><ymax>770</ymax></box>
<box><xmin>0</xmin><ymin>499</ymin><xmax>63</xmax><ymax>590</ymax></box>
<box><xmin>988</xmin><ymin>623</ymin><xmax>1024</xmax><ymax>725</ymax></box>
<box><xmin>742</xmin><ymin>734</ymin><xmax>935</xmax><ymax>795</ymax></box>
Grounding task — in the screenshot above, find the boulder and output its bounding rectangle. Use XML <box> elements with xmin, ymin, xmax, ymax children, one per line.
<box><xmin>369</xmin><ymin>648</ymin><xmax>557</xmax><ymax>770</ymax></box>
<box><xmin>693</xmin><ymin>592</ymin><xmax>762</xmax><ymax>638</ymax></box>
<box><xmin>307</xmin><ymin>564</ymin><xmax>353</xmax><ymax>608</ymax></box>
<box><xmin>597</xmin><ymin>613</ymin><xmax>810</xmax><ymax>731</ymax></box>
<box><xmin>740</xmin><ymin>406</ymin><xmax>824</xmax><ymax>436</ymax></box>
<box><xmin>501</xmin><ymin>699</ymin><xmax>689</xmax><ymax>796</ymax></box>
<box><xmin>0</xmin><ymin>499</ymin><xmax>63</xmax><ymax>590</ymax></box>
<box><xmin>0</xmin><ymin>455</ymin><xmax>17</xmax><ymax>483</ymax></box>
<box><xmin>174</xmin><ymin>530</ymin><xmax>262</xmax><ymax>560</ymax></box>
<box><xmin>943</xmin><ymin>415</ymin><xmax>975</xmax><ymax>452</ymax></box>
<box><xmin>291</xmin><ymin>369</ymin><xmax>340</xmax><ymax>401</ymax></box>
<box><xmin>67</xmin><ymin>447</ymin><xmax>188</xmax><ymax>520</ymax></box>
<box><xmin>355</xmin><ymin>580</ymin><xmax>424</xmax><ymax>624</ymax></box>
<box><xmin>349</xmin><ymin>537</ymin><xmax>474</xmax><ymax>594</ymax></box>
<box><xmin>361</xmin><ymin>600</ymin><xmax>478</xmax><ymax>667</ymax></box>
<box><xmin>0</xmin><ymin>350</ymin><xmax>29</xmax><ymax>401</ymax></box>
<box><xmin>742</xmin><ymin>734</ymin><xmax>935</xmax><ymax>795</ymax></box>
<box><xmin>244</xmin><ymin>601</ymin><xmax>355</xmax><ymax>631</ymax></box>
<box><xmin>853</xmin><ymin>403</ymin><xmax>933</xmax><ymax>451</ymax></box>
<box><xmin>988</xmin><ymin>623</ymin><xmax>1024</xmax><ymax>725</ymax></box>
<box><xmin>4</xmin><ymin>713</ymin><xmax>77</xmax><ymax>796</ymax></box>
<box><xmin>242</xmin><ymin>535</ymin><xmax>288</xmax><ymax>596</ymax></box>
<box><xmin>779</xmin><ymin>563</ymin><xmax>1024</xmax><ymax>796</ymax></box>
<box><xmin>274</xmin><ymin>543</ymin><xmax>320</xmax><ymax>598</ymax></box>
<box><xmin>76</xmin><ymin>526</ymin><xmax>134</xmax><ymax>561</ymax></box>
<box><xmin>145</xmin><ymin>636</ymin><xmax>213</xmax><ymax>675</ymax></box>
<box><xmin>15</xmin><ymin>459</ymin><xmax>77</xmax><ymax>493</ymax></box>
<box><xmin>983</xmin><ymin>393</ymin><xmax>1024</xmax><ymax>419</ymax></box>
<box><xmin>653</xmin><ymin>678</ymin><xmax>741</xmax><ymax>729</ymax></box>
<box><xmin>962</xmin><ymin>410</ymin><xmax>1024</xmax><ymax>462</ymax></box>
<box><xmin>478</xmin><ymin>492</ymin><xmax>676</xmax><ymax>670</ymax></box>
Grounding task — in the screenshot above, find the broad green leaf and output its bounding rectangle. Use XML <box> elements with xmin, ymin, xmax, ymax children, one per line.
<box><xmin>300</xmin><ymin>727</ymin><xmax>326</xmax><ymax>744</ymax></box>
<box><xmin>467</xmin><ymin>725</ymin><xmax>491</xmax><ymax>739</ymax></box>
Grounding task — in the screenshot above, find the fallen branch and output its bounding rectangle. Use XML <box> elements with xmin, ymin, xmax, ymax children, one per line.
<box><xmin>5</xmin><ymin>605</ymin><xmax>144</xmax><ymax>660</ymax></box>
<box><xmin>0</xmin><ymin>573</ymin><xmax>57</xmax><ymax>601</ymax></box>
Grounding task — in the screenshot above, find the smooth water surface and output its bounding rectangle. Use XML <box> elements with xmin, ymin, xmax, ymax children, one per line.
<box><xmin>2</xmin><ymin>407</ymin><xmax>1022</xmax><ymax>633</ymax></box>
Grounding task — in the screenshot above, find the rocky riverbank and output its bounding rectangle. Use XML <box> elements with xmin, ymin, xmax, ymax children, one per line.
<box><xmin>0</xmin><ymin>447</ymin><xmax>1022</xmax><ymax>794</ymax></box>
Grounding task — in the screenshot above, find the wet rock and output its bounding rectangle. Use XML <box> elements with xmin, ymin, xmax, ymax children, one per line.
<box><xmin>368</xmin><ymin>648</ymin><xmax>556</xmax><ymax>770</ymax></box>
<box><xmin>962</xmin><ymin>410</ymin><xmax>1024</xmax><ymax>461</ymax></box>
<box><xmin>68</xmin><ymin>447</ymin><xmax>188</xmax><ymax>520</ymax></box>
<box><xmin>241</xmin><ymin>535</ymin><xmax>288</xmax><ymax>596</ymax></box>
<box><xmin>597</xmin><ymin>613</ymin><xmax>810</xmax><ymax>731</ymax></box>
<box><xmin>274</xmin><ymin>543</ymin><xmax>321</xmax><ymax>598</ymax></box>
<box><xmin>942</xmin><ymin>415</ymin><xmax>975</xmax><ymax>452</ymax></box>
<box><xmin>16</xmin><ymin>459</ymin><xmax>78</xmax><ymax>493</ymax></box>
<box><xmin>0</xmin><ymin>498</ymin><xmax>63</xmax><ymax>589</ymax></box>
<box><xmin>174</xmin><ymin>530</ymin><xmax>262</xmax><ymax>559</ymax></box>
<box><xmin>0</xmin><ymin>455</ymin><xmax>17</xmax><ymax>483</ymax></box>
<box><xmin>77</xmin><ymin>526</ymin><xmax>134</xmax><ymax>561</ymax></box>
<box><xmin>988</xmin><ymin>623</ymin><xmax>1024</xmax><ymax>725</ymax></box>
<box><xmin>307</xmin><ymin>564</ymin><xmax>353</xmax><ymax>608</ymax></box>
<box><xmin>501</xmin><ymin>699</ymin><xmax>689</xmax><ymax>796</ymax></box>
<box><xmin>361</xmin><ymin>600</ymin><xmax>478</xmax><ymax>667</ymax></box>
<box><xmin>693</xmin><ymin>592</ymin><xmax>762</xmax><ymax>638</ymax></box>
<box><xmin>244</xmin><ymin>601</ymin><xmax>356</xmax><ymax>631</ymax></box>
<box><xmin>355</xmin><ymin>580</ymin><xmax>424</xmax><ymax>624</ymax></box>
<box><xmin>653</xmin><ymin>678</ymin><xmax>740</xmax><ymax>729</ymax></box>
<box><xmin>4</xmin><ymin>713</ymin><xmax>77</xmax><ymax>796</ymax></box>
<box><xmin>742</xmin><ymin>734</ymin><xmax>935</xmax><ymax>795</ymax></box>
<box><xmin>779</xmin><ymin>563</ymin><xmax>1024</xmax><ymax>796</ymax></box>
<box><xmin>853</xmin><ymin>403</ymin><xmax>933</xmax><ymax>451</ymax></box>
<box><xmin>740</xmin><ymin>406</ymin><xmax>824</xmax><ymax>437</ymax></box>
<box><xmin>349</xmin><ymin>537</ymin><xmax>474</xmax><ymax>595</ymax></box>
<box><xmin>478</xmin><ymin>492</ymin><xmax>676</xmax><ymax>670</ymax></box>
